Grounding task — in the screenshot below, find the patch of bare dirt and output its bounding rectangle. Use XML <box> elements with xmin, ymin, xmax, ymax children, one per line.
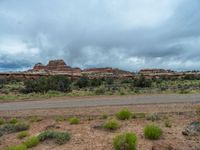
<box><xmin>0</xmin><ymin>103</ymin><xmax>200</xmax><ymax>150</ymax></box>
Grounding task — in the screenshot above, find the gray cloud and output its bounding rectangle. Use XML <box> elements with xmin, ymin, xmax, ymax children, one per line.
<box><xmin>0</xmin><ymin>0</ymin><xmax>200</xmax><ymax>71</ymax></box>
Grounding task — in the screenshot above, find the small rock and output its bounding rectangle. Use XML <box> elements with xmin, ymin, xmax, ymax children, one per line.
<box><xmin>182</xmin><ymin>122</ymin><xmax>200</xmax><ymax>136</ymax></box>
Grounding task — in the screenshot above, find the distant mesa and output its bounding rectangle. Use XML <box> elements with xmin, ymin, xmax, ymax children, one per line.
<box><xmin>0</xmin><ymin>59</ymin><xmax>199</xmax><ymax>81</ymax></box>
<box><xmin>28</xmin><ymin>59</ymin><xmax>134</xmax><ymax>78</ymax></box>
<box><xmin>139</xmin><ymin>69</ymin><xmax>175</xmax><ymax>74</ymax></box>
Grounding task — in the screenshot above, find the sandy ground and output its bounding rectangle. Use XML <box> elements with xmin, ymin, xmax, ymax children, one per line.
<box><xmin>0</xmin><ymin>102</ymin><xmax>200</xmax><ymax>150</ymax></box>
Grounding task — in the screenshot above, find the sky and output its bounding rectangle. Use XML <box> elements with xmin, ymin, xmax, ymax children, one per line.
<box><xmin>0</xmin><ymin>0</ymin><xmax>200</xmax><ymax>72</ymax></box>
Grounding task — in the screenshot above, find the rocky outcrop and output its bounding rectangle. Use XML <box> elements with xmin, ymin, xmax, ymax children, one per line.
<box><xmin>29</xmin><ymin>60</ymin><xmax>81</xmax><ymax>76</ymax></box>
<box><xmin>82</xmin><ymin>68</ymin><xmax>134</xmax><ymax>78</ymax></box>
<box><xmin>46</xmin><ymin>60</ymin><xmax>71</xmax><ymax>72</ymax></box>
<box><xmin>33</xmin><ymin>63</ymin><xmax>45</xmax><ymax>71</ymax></box>
<box><xmin>182</xmin><ymin>122</ymin><xmax>200</xmax><ymax>136</ymax></box>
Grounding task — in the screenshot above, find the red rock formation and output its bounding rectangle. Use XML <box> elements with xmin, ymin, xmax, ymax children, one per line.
<box><xmin>33</xmin><ymin>63</ymin><xmax>45</xmax><ymax>71</ymax></box>
<box><xmin>83</xmin><ymin>67</ymin><xmax>113</xmax><ymax>73</ymax></box>
<box><xmin>46</xmin><ymin>60</ymin><xmax>72</xmax><ymax>72</ymax></box>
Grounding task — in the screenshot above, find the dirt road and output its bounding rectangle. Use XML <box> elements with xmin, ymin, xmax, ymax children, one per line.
<box><xmin>0</xmin><ymin>94</ymin><xmax>200</xmax><ymax>111</ymax></box>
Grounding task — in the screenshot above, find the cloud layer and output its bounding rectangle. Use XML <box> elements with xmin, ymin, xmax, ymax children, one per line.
<box><xmin>0</xmin><ymin>0</ymin><xmax>200</xmax><ymax>71</ymax></box>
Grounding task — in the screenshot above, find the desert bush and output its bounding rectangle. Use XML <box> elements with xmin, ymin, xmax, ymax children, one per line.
<box><xmin>105</xmin><ymin>78</ymin><xmax>114</xmax><ymax>85</ymax></box>
<box><xmin>17</xmin><ymin>131</ymin><xmax>29</xmax><ymax>139</ymax></box>
<box><xmin>4</xmin><ymin>144</ymin><xmax>27</xmax><ymax>150</ymax></box>
<box><xmin>29</xmin><ymin>116</ymin><xmax>43</xmax><ymax>123</ymax></box>
<box><xmin>38</xmin><ymin>131</ymin><xmax>71</xmax><ymax>145</ymax></box>
<box><xmin>9</xmin><ymin>118</ymin><xmax>18</xmax><ymax>124</ymax></box>
<box><xmin>90</xmin><ymin>78</ymin><xmax>102</xmax><ymax>87</ymax></box>
<box><xmin>103</xmin><ymin>118</ymin><xmax>120</xmax><ymax>130</ymax></box>
<box><xmin>196</xmin><ymin>105</ymin><xmax>200</xmax><ymax>116</ymax></box>
<box><xmin>75</xmin><ymin>77</ymin><xmax>90</xmax><ymax>88</ymax></box>
<box><xmin>133</xmin><ymin>75</ymin><xmax>152</xmax><ymax>88</ymax></box>
<box><xmin>113</xmin><ymin>133</ymin><xmax>137</xmax><ymax>150</ymax></box>
<box><xmin>23</xmin><ymin>136</ymin><xmax>39</xmax><ymax>148</ymax></box>
<box><xmin>144</xmin><ymin>124</ymin><xmax>162</xmax><ymax>140</ymax></box>
<box><xmin>15</xmin><ymin>122</ymin><xmax>29</xmax><ymax>132</ymax></box>
<box><xmin>0</xmin><ymin>122</ymin><xmax>29</xmax><ymax>135</ymax></box>
<box><xmin>116</xmin><ymin>109</ymin><xmax>132</xmax><ymax>120</ymax></box>
<box><xmin>94</xmin><ymin>87</ymin><xmax>105</xmax><ymax>95</ymax></box>
<box><xmin>145</xmin><ymin>113</ymin><xmax>160</xmax><ymax>122</ymax></box>
<box><xmin>164</xmin><ymin>119</ymin><xmax>172</xmax><ymax>128</ymax></box>
<box><xmin>69</xmin><ymin>117</ymin><xmax>80</xmax><ymax>124</ymax></box>
<box><xmin>23</xmin><ymin>75</ymin><xmax>71</xmax><ymax>93</ymax></box>
<box><xmin>102</xmin><ymin>113</ymin><xmax>108</xmax><ymax>119</ymax></box>
<box><xmin>0</xmin><ymin>117</ymin><xmax>5</xmax><ymax>125</ymax></box>
<box><xmin>0</xmin><ymin>124</ymin><xmax>16</xmax><ymax>134</ymax></box>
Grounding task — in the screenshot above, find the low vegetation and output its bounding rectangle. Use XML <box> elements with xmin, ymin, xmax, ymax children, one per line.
<box><xmin>145</xmin><ymin>113</ymin><xmax>160</xmax><ymax>122</ymax></box>
<box><xmin>17</xmin><ymin>131</ymin><xmax>29</xmax><ymax>139</ymax></box>
<box><xmin>144</xmin><ymin>124</ymin><xmax>162</xmax><ymax>140</ymax></box>
<box><xmin>116</xmin><ymin>109</ymin><xmax>132</xmax><ymax>120</ymax></box>
<box><xmin>23</xmin><ymin>136</ymin><xmax>39</xmax><ymax>148</ymax></box>
<box><xmin>113</xmin><ymin>133</ymin><xmax>137</xmax><ymax>150</ymax></box>
<box><xmin>23</xmin><ymin>76</ymin><xmax>71</xmax><ymax>93</ymax></box>
<box><xmin>4</xmin><ymin>144</ymin><xmax>27</xmax><ymax>150</ymax></box>
<box><xmin>9</xmin><ymin>118</ymin><xmax>18</xmax><ymax>124</ymax></box>
<box><xmin>2</xmin><ymin>74</ymin><xmax>200</xmax><ymax>101</ymax></box>
<box><xmin>68</xmin><ymin>117</ymin><xmax>80</xmax><ymax>124</ymax></box>
<box><xmin>164</xmin><ymin>119</ymin><xmax>172</xmax><ymax>128</ymax></box>
<box><xmin>0</xmin><ymin>122</ymin><xmax>29</xmax><ymax>136</ymax></box>
<box><xmin>38</xmin><ymin>131</ymin><xmax>71</xmax><ymax>145</ymax></box>
<box><xmin>103</xmin><ymin>118</ymin><xmax>120</xmax><ymax>130</ymax></box>
<box><xmin>0</xmin><ymin>117</ymin><xmax>5</xmax><ymax>125</ymax></box>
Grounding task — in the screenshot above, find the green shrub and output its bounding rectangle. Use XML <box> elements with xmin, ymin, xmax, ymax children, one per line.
<box><xmin>17</xmin><ymin>131</ymin><xmax>29</xmax><ymax>139</ymax></box>
<box><xmin>9</xmin><ymin>118</ymin><xmax>18</xmax><ymax>124</ymax></box>
<box><xmin>23</xmin><ymin>75</ymin><xmax>71</xmax><ymax>93</ymax></box>
<box><xmin>75</xmin><ymin>77</ymin><xmax>90</xmax><ymax>88</ymax></box>
<box><xmin>15</xmin><ymin>122</ymin><xmax>29</xmax><ymax>132</ymax></box>
<box><xmin>0</xmin><ymin>117</ymin><xmax>5</xmax><ymax>125</ymax></box>
<box><xmin>94</xmin><ymin>87</ymin><xmax>105</xmax><ymax>95</ymax></box>
<box><xmin>133</xmin><ymin>75</ymin><xmax>152</xmax><ymax>88</ymax></box>
<box><xmin>38</xmin><ymin>131</ymin><xmax>70</xmax><ymax>145</ymax></box>
<box><xmin>103</xmin><ymin>118</ymin><xmax>120</xmax><ymax>130</ymax></box>
<box><xmin>164</xmin><ymin>119</ymin><xmax>172</xmax><ymax>128</ymax></box>
<box><xmin>69</xmin><ymin>117</ymin><xmax>80</xmax><ymax>124</ymax></box>
<box><xmin>145</xmin><ymin>113</ymin><xmax>160</xmax><ymax>122</ymax></box>
<box><xmin>90</xmin><ymin>78</ymin><xmax>103</xmax><ymax>87</ymax></box>
<box><xmin>113</xmin><ymin>133</ymin><xmax>137</xmax><ymax>150</ymax></box>
<box><xmin>116</xmin><ymin>109</ymin><xmax>132</xmax><ymax>120</ymax></box>
<box><xmin>23</xmin><ymin>136</ymin><xmax>39</xmax><ymax>148</ymax></box>
<box><xmin>0</xmin><ymin>122</ymin><xmax>29</xmax><ymax>136</ymax></box>
<box><xmin>144</xmin><ymin>124</ymin><xmax>162</xmax><ymax>140</ymax></box>
<box><xmin>0</xmin><ymin>124</ymin><xmax>16</xmax><ymax>134</ymax></box>
<box><xmin>4</xmin><ymin>144</ymin><xmax>27</xmax><ymax>150</ymax></box>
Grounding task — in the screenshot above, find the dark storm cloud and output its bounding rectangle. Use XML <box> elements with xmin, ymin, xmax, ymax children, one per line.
<box><xmin>0</xmin><ymin>0</ymin><xmax>200</xmax><ymax>71</ymax></box>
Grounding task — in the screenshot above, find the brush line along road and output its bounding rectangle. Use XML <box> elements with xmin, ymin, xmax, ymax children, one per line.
<box><xmin>0</xmin><ymin>94</ymin><xmax>200</xmax><ymax>111</ymax></box>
